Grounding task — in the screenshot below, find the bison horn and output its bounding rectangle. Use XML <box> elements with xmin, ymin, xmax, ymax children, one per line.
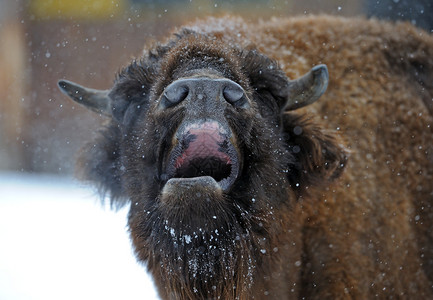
<box><xmin>284</xmin><ymin>64</ymin><xmax>329</xmax><ymax>111</ymax></box>
<box><xmin>57</xmin><ymin>80</ymin><xmax>112</xmax><ymax>116</ymax></box>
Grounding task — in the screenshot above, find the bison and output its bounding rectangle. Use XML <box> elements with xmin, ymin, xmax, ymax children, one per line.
<box><xmin>58</xmin><ymin>16</ymin><xmax>433</xmax><ymax>299</ymax></box>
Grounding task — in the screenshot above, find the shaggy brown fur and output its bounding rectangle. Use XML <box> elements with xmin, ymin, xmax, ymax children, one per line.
<box><xmin>61</xmin><ymin>16</ymin><xmax>433</xmax><ymax>299</ymax></box>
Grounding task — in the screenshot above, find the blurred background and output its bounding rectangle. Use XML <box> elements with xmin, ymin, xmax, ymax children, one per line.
<box><xmin>0</xmin><ymin>0</ymin><xmax>431</xmax><ymax>299</ymax></box>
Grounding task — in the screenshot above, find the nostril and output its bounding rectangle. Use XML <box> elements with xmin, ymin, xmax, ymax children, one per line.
<box><xmin>223</xmin><ymin>83</ymin><xmax>247</xmax><ymax>107</ymax></box>
<box><xmin>162</xmin><ymin>83</ymin><xmax>189</xmax><ymax>108</ymax></box>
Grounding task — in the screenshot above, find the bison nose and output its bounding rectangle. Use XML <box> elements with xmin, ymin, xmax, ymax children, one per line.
<box><xmin>161</xmin><ymin>81</ymin><xmax>189</xmax><ymax>108</ymax></box>
<box><xmin>159</xmin><ymin>77</ymin><xmax>249</xmax><ymax>109</ymax></box>
<box><xmin>222</xmin><ymin>81</ymin><xmax>248</xmax><ymax>107</ymax></box>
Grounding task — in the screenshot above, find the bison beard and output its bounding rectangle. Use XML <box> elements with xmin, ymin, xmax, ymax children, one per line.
<box><xmin>57</xmin><ymin>15</ymin><xmax>433</xmax><ymax>300</ymax></box>
<box><xmin>130</xmin><ymin>186</ymin><xmax>260</xmax><ymax>299</ymax></box>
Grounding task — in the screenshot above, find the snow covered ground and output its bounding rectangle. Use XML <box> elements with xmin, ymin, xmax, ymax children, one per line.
<box><xmin>0</xmin><ymin>172</ymin><xmax>159</xmax><ymax>300</ymax></box>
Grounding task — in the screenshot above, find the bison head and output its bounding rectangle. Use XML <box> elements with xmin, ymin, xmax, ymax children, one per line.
<box><xmin>58</xmin><ymin>30</ymin><xmax>345</xmax><ymax>299</ymax></box>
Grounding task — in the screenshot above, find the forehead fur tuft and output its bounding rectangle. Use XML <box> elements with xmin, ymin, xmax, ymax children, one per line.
<box><xmin>155</xmin><ymin>30</ymin><xmax>250</xmax><ymax>95</ymax></box>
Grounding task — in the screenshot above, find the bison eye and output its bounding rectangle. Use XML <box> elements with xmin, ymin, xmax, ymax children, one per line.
<box><xmin>223</xmin><ymin>82</ymin><xmax>248</xmax><ymax>108</ymax></box>
<box><xmin>161</xmin><ymin>82</ymin><xmax>189</xmax><ymax>108</ymax></box>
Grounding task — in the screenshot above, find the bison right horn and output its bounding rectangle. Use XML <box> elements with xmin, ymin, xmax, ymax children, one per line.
<box><xmin>284</xmin><ymin>64</ymin><xmax>329</xmax><ymax>111</ymax></box>
<box><xmin>58</xmin><ymin>80</ymin><xmax>112</xmax><ymax>116</ymax></box>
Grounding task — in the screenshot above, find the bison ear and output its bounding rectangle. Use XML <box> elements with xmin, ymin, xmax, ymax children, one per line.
<box><xmin>282</xmin><ymin>64</ymin><xmax>329</xmax><ymax>111</ymax></box>
<box><xmin>58</xmin><ymin>80</ymin><xmax>112</xmax><ymax>116</ymax></box>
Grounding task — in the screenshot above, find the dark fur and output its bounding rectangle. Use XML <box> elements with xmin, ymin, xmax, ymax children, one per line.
<box><xmin>73</xmin><ymin>16</ymin><xmax>433</xmax><ymax>299</ymax></box>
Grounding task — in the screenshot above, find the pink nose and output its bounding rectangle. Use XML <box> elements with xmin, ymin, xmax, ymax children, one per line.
<box><xmin>175</xmin><ymin>122</ymin><xmax>231</xmax><ymax>170</ymax></box>
<box><xmin>182</xmin><ymin>121</ymin><xmax>227</xmax><ymax>136</ymax></box>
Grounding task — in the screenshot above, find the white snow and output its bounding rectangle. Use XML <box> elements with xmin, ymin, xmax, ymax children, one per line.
<box><xmin>0</xmin><ymin>172</ymin><xmax>159</xmax><ymax>300</ymax></box>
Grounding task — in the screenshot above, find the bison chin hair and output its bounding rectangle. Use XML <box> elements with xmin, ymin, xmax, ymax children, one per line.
<box><xmin>128</xmin><ymin>191</ymin><xmax>262</xmax><ymax>299</ymax></box>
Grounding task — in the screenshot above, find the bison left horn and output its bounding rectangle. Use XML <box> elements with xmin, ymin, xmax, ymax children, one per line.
<box><xmin>284</xmin><ymin>64</ymin><xmax>329</xmax><ymax>111</ymax></box>
<box><xmin>57</xmin><ymin>80</ymin><xmax>112</xmax><ymax>116</ymax></box>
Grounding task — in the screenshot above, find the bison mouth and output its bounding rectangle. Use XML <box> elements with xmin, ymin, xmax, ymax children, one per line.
<box><xmin>163</xmin><ymin>121</ymin><xmax>240</xmax><ymax>192</ymax></box>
